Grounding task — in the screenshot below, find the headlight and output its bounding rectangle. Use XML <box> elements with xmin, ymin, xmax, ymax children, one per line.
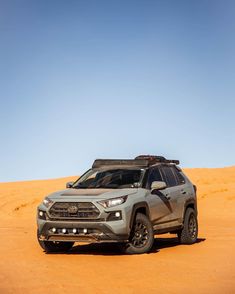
<box><xmin>43</xmin><ymin>197</ymin><xmax>53</xmax><ymax>208</ymax></box>
<box><xmin>98</xmin><ymin>196</ymin><xmax>128</xmax><ymax>208</ymax></box>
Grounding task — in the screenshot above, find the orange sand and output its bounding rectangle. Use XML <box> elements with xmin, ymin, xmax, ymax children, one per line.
<box><xmin>0</xmin><ymin>167</ymin><xmax>235</xmax><ymax>294</ymax></box>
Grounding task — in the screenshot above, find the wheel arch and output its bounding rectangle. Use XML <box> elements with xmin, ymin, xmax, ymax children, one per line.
<box><xmin>129</xmin><ymin>202</ymin><xmax>150</xmax><ymax>230</ymax></box>
<box><xmin>183</xmin><ymin>199</ymin><xmax>197</xmax><ymax>219</ymax></box>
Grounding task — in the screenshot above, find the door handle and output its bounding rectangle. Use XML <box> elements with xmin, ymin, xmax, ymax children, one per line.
<box><xmin>181</xmin><ymin>190</ymin><xmax>186</xmax><ymax>194</ymax></box>
<box><xmin>165</xmin><ymin>194</ymin><xmax>171</xmax><ymax>200</ymax></box>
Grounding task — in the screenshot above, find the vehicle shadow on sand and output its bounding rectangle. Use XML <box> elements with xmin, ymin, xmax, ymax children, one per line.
<box><xmin>50</xmin><ymin>237</ymin><xmax>206</xmax><ymax>256</ymax></box>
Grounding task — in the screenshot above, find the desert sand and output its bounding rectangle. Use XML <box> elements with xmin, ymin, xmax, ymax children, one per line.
<box><xmin>0</xmin><ymin>167</ymin><xmax>235</xmax><ymax>294</ymax></box>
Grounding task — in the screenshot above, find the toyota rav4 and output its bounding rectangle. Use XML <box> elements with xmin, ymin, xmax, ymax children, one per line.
<box><xmin>37</xmin><ymin>155</ymin><xmax>198</xmax><ymax>254</ymax></box>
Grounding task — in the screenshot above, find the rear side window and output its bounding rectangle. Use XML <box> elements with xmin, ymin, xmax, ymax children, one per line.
<box><xmin>161</xmin><ymin>166</ymin><xmax>178</xmax><ymax>187</ymax></box>
<box><xmin>146</xmin><ymin>167</ymin><xmax>163</xmax><ymax>189</ymax></box>
<box><xmin>173</xmin><ymin>167</ymin><xmax>186</xmax><ymax>185</ymax></box>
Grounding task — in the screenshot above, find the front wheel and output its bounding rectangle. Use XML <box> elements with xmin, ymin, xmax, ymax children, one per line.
<box><xmin>178</xmin><ymin>208</ymin><xmax>198</xmax><ymax>244</ymax></box>
<box><xmin>122</xmin><ymin>213</ymin><xmax>154</xmax><ymax>254</ymax></box>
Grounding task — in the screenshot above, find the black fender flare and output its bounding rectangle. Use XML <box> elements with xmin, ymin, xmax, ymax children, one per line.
<box><xmin>129</xmin><ymin>202</ymin><xmax>151</xmax><ymax>229</ymax></box>
<box><xmin>183</xmin><ymin>198</ymin><xmax>197</xmax><ymax>221</ymax></box>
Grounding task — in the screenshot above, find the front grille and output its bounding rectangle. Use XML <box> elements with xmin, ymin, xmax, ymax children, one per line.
<box><xmin>49</xmin><ymin>202</ymin><xmax>100</xmax><ymax>219</ymax></box>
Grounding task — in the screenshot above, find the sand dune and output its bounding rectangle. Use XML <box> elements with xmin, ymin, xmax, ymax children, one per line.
<box><xmin>0</xmin><ymin>167</ymin><xmax>235</xmax><ymax>293</ymax></box>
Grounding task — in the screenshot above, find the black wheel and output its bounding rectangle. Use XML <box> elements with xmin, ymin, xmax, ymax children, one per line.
<box><xmin>178</xmin><ymin>208</ymin><xmax>198</xmax><ymax>244</ymax></box>
<box><xmin>123</xmin><ymin>213</ymin><xmax>154</xmax><ymax>254</ymax></box>
<box><xmin>37</xmin><ymin>230</ymin><xmax>74</xmax><ymax>253</ymax></box>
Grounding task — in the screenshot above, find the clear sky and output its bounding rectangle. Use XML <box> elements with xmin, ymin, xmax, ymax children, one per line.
<box><xmin>0</xmin><ymin>0</ymin><xmax>235</xmax><ymax>182</ymax></box>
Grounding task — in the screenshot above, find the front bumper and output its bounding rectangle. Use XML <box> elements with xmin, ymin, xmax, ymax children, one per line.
<box><xmin>37</xmin><ymin>198</ymin><xmax>133</xmax><ymax>243</ymax></box>
<box><xmin>37</xmin><ymin>220</ymin><xmax>129</xmax><ymax>243</ymax></box>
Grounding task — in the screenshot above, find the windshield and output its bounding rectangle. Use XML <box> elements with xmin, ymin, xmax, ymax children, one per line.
<box><xmin>72</xmin><ymin>169</ymin><xmax>143</xmax><ymax>189</ymax></box>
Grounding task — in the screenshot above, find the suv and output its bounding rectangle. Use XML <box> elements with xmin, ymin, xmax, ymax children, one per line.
<box><xmin>37</xmin><ymin>155</ymin><xmax>198</xmax><ymax>254</ymax></box>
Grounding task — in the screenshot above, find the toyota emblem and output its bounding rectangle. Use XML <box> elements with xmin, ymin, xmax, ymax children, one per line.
<box><xmin>67</xmin><ymin>205</ymin><xmax>78</xmax><ymax>214</ymax></box>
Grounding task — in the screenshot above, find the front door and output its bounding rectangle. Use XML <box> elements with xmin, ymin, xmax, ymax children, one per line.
<box><xmin>145</xmin><ymin>167</ymin><xmax>174</xmax><ymax>227</ymax></box>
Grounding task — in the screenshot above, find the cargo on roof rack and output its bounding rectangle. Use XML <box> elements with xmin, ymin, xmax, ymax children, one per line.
<box><xmin>92</xmin><ymin>155</ymin><xmax>180</xmax><ymax>169</ymax></box>
<box><xmin>135</xmin><ymin>155</ymin><xmax>180</xmax><ymax>165</ymax></box>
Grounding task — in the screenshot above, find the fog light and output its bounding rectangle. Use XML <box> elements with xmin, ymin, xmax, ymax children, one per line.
<box><xmin>115</xmin><ymin>212</ymin><xmax>121</xmax><ymax>218</ymax></box>
<box><xmin>52</xmin><ymin>228</ymin><xmax>56</xmax><ymax>233</ymax></box>
<box><xmin>72</xmin><ymin>228</ymin><xmax>77</xmax><ymax>234</ymax></box>
<box><xmin>107</xmin><ymin>211</ymin><xmax>122</xmax><ymax>221</ymax></box>
<box><xmin>83</xmin><ymin>228</ymin><xmax>87</xmax><ymax>234</ymax></box>
<box><xmin>38</xmin><ymin>210</ymin><xmax>46</xmax><ymax>220</ymax></box>
<box><xmin>62</xmin><ymin>228</ymin><xmax>67</xmax><ymax>234</ymax></box>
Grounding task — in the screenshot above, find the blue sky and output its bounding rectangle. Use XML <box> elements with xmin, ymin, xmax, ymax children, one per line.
<box><xmin>0</xmin><ymin>0</ymin><xmax>235</xmax><ymax>182</ymax></box>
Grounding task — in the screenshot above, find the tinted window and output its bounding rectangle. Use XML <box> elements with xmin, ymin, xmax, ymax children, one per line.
<box><xmin>161</xmin><ymin>166</ymin><xmax>178</xmax><ymax>187</ymax></box>
<box><xmin>146</xmin><ymin>168</ymin><xmax>163</xmax><ymax>189</ymax></box>
<box><xmin>72</xmin><ymin>169</ymin><xmax>142</xmax><ymax>189</ymax></box>
<box><xmin>173</xmin><ymin>167</ymin><xmax>185</xmax><ymax>185</ymax></box>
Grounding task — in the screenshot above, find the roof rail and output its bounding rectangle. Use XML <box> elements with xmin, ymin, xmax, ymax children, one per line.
<box><xmin>135</xmin><ymin>155</ymin><xmax>180</xmax><ymax>165</ymax></box>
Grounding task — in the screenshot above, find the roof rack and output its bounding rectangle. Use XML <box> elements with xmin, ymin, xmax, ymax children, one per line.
<box><xmin>92</xmin><ymin>155</ymin><xmax>180</xmax><ymax>168</ymax></box>
<box><xmin>92</xmin><ymin>159</ymin><xmax>149</xmax><ymax>169</ymax></box>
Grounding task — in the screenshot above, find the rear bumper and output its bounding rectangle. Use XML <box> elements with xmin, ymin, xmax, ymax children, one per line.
<box><xmin>37</xmin><ymin>220</ymin><xmax>129</xmax><ymax>243</ymax></box>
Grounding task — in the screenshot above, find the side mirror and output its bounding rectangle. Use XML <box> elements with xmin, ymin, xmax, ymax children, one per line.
<box><xmin>133</xmin><ymin>182</ymin><xmax>141</xmax><ymax>188</ymax></box>
<box><xmin>66</xmin><ymin>181</ymin><xmax>74</xmax><ymax>188</ymax></box>
<box><xmin>151</xmin><ymin>181</ymin><xmax>167</xmax><ymax>191</ymax></box>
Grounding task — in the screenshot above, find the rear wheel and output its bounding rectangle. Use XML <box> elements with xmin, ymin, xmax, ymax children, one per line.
<box><xmin>37</xmin><ymin>230</ymin><xmax>74</xmax><ymax>253</ymax></box>
<box><xmin>178</xmin><ymin>208</ymin><xmax>198</xmax><ymax>244</ymax></box>
<box><xmin>123</xmin><ymin>213</ymin><xmax>154</xmax><ymax>254</ymax></box>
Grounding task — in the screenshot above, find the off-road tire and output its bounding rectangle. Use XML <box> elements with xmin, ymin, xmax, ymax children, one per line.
<box><xmin>123</xmin><ymin>213</ymin><xmax>154</xmax><ymax>254</ymax></box>
<box><xmin>37</xmin><ymin>230</ymin><xmax>74</xmax><ymax>253</ymax></box>
<box><xmin>178</xmin><ymin>208</ymin><xmax>198</xmax><ymax>244</ymax></box>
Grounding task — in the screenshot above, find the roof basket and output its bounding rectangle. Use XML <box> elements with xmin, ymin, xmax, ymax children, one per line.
<box><xmin>135</xmin><ymin>155</ymin><xmax>180</xmax><ymax>165</ymax></box>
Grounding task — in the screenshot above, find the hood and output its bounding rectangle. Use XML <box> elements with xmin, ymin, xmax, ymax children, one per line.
<box><xmin>47</xmin><ymin>188</ymin><xmax>138</xmax><ymax>201</ymax></box>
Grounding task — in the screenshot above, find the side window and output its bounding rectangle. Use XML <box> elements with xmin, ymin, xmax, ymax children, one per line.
<box><xmin>146</xmin><ymin>168</ymin><xmax>163</xmax><ymax>189</ymax></box>
<box><xmin>161</xmin><ymin>166</ymin><xmax>178</xmax><ymax>187</ymax></box>
<box><xmin>173</xmin><ymin>167</ymin><xmax>186</xmax><ymax>185</ymax></box>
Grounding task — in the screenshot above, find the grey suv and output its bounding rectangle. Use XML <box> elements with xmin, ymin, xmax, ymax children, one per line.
<box><xmin>37</xmin><ymin>155</ymin><xmax>198</xmax><ymax>254</ymax></box>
